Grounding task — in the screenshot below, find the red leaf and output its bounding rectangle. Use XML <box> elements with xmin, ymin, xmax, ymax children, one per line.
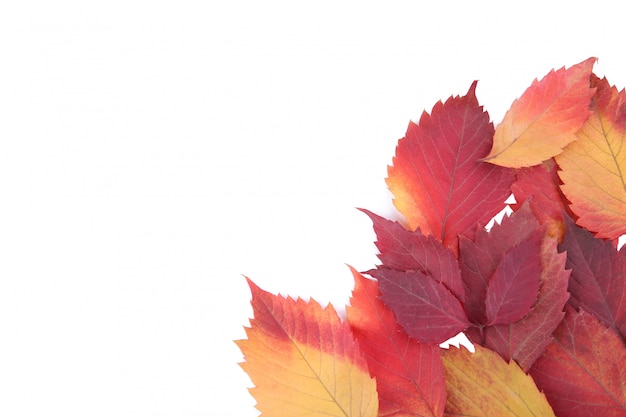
<box><xmin>459</xmin><ymin>204</ymin><xmax>540</xmax><ymax>324</ymax></box>
<box><xmin>511</xmin><ymin>158</ymin><xmax>574</xmax><ymax>240</ymax></box>
<box><xmin>485</xmin><ymin>234</ymin><xmax>542</xmax><ymax>325</ymax></box>
<box><xmin>347</xmin><ymin>267</ymin><xmax>445</xmax><ymax>417</ymax></box>
<box><xmin>361</xmin><ymin>209</ymin><xmax>465</xmax><ymax>302</ymax></box>
<box><xmin>477</xmin><ymin>233</ymin><xmax>570</xmax><ymax>370</ymax></box>
<box><xmin>386</xmin><ymin>81</ymin><xmax>514</xmax><ymax>254</ymax></box>
<box><xmin>373</xmin><ymin>267</ymin><xmax>469</xmax><ymax>344</ymax></box>
<box><xmin>461</xmin><ymin>205</ymin><xmax>569</xmax><ymax>370</ymax></box>
<box><xmin>559</xmin><ymin>215</ymin><xmax>626</xmax><ymax>340</ymax></box>
<box><xmin>530</xmin><ymin>307</ymin><xmax>626</xmax><ymax>417</ymax></box>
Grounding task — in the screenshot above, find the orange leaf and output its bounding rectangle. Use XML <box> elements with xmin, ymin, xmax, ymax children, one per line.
<box><xmin>237</xmin><ymin>279</ymin><xmax>378</xmax><ymax>417</ymax></box>
<box><xmin>555</xmin><ymin>76</ymin><xmax>626</xmax><ymax>239</ymax></box>
<box><xmin>442</xmin><ymin>344</ymin><xmax>555</xmax><ymax>417</ymax></box>
<box><xmin>484</xmin><ymin>57</ymin><xmax>596</xmax><ymax>168</ymax></box>
<box><xmin>347</xmin><ymin>267</ymin><xmax>445</xmax><ymax>417</ymax></box>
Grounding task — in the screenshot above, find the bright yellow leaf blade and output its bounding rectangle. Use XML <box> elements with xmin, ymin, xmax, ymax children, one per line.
<box><xmin>484</xmin><ymin>57</ymin><xmax>596</xmax><ymax>168</ymax></box>
<box><xmin>556</xmin><ymin>76</ymin><xmax>626</xmax><ymax>240</ymax></box>
<box><xmin>237</xmin><ymin>279</ymin><xmax>378</xmax><ymax>417</ymax></box>
<box><xmin>441</xmin><ymin>344</ymin><xmax>555</xmax><ymax>417</ymax></box>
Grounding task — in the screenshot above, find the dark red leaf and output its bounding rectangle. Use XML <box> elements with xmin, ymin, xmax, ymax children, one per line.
<box><xmin>361</xmin><ymin>209</ymin><xmax>464</xmax><ymax>302</ymax></box>
<box><xmin>477</xmin><ymin>233</ymin><xmax>570</xmax><ymax>370</ymax></box>
<box><xmin>459</xmin><ymin>204</ymin><xmax>540</xmax><ymax>324</ymax></box>
<box><xmin>461</xmin><ymin>205</ymin><xmax>569</xmax><ymax>370</ymax></box>
<box><xmin>559</xmin><ymin>215</ymin><xmax>626</xmax><ymax>340</ymax></box>
<box><xmin>372</xmin><ymin>267</ymin><xmax>469</xmax><ymax>344</ymax></box>
<box><xmin>485</xmin><ymin>234</ymin><xmax>542</xmax><ymax>325</ymax></box>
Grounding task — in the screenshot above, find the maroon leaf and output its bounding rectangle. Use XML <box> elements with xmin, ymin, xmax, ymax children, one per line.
<box><xmin>373</xmin><ymin>267</ymin><xmax>469</xmax><ymax>344</ymax></box>
<box><xmin>461</xmin><ymin>204</ymin><xmax>569</xmax><ymax>370</ymax></box>
<box><xmin>485</xmin><ymin>234</ymin><xmax>542</xmax><ymax>326</ymax></box>
<box><xmin>459</xmin><ymin>204</ymin><xmax>540</xmax><ymax>324</ymax></box>
<box><xmin>478</xmin><ymin>233</ymin><xmax>570</xmax><ymax>370</ymax></box>
<box><xmin>361</xmin><ymin>209</ymin><xmax>465</xmax><ymax>302</ymax></box>
<box><xmin>559</xmin><ymin>215</ymin><xmax>626</xmax><ymax>340</ymax></box>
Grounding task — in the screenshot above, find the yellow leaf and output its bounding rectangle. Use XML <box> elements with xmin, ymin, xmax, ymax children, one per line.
<box><xmin>441</xmin><ymin>344</ymin><xmax>555</xmax><ymax>417</ymax></box>
<box><xmin>237</xmin><ymin>279</ymin><xmax>378</xmax><ymax>417</ymax></box>
<box><xmin>556</xmin><ymin>76</ymin><xmax>626</xmax><ymax>239</ymax></box>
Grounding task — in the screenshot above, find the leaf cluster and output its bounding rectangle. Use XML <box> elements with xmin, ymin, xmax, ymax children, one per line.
<box><xmin>237</xmin><ymin>58</ymin><xmax>626</xmax><ymax>416</ymax></box>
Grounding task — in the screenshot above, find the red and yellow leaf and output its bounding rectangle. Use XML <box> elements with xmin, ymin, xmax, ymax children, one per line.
<box><xmin>386</xmin><ymin>82</ymin><xmax>514</xmax><ymax>254</ymax></box>
<box><xmin>442</xmin><ymin>344</ymin><xmax>556</xmax><ymax>417</ymax></box>
<box><xmin>237</xmin><ymin>279</ymin><xmax>378</xmax><ymax>417</ymax></box>
<box><xmin>556</xmin><ymin>75</ymin><xmax>626</xmax><ymax>239</ymax></box>
<box><xmin>530</xmin><ymin>307</ymin><xmax>626</xmax><ymax>417</ymax></box>
<box><xmin>558</xmin><ymin>215</ymin><xmax>626</xmax><ymax>339</ymax></box>
<box><xmin>347</xmin><ymin>267</ymin><xmax>445</xmax><ymax>417</ymax></box>
<box><xmin>484</xmin><ymin>57</ymin><xmax>596</xmax><ymax>168</ymax></box>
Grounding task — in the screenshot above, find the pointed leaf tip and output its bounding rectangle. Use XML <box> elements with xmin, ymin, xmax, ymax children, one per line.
<box><xmin>347</xmin><ymin>267</ymin><xmax>446</xmax><ymax>417</ymax></box>
<box><xmin>239</xmin><ymin>279</ymin><xmax>378</xmax><ymax>417</ymax></box>
<box><xmin>443</xmin><ymin>344</ymin><xmax>556</xmax><ymax>417</ymax></box>
<box><xmin>556</xmin><ymin>75</ymin><xmax>626</xmax><ymax>239</ymax></box>
<box><xmin>386</xmin><ymin>82</ymin><xmax>514</xmax><ymax>253</ymax></box>
<box><xmin>484</xmin><ymin>57</ymin><xmax>596</xmax><ymax>168</ymax></box>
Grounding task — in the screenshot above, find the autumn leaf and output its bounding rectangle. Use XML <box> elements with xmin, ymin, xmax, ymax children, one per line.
<box><xmin>361</xmin><ymin>209</ymin><xmax>465</xmax><ymax>302</ymax></box>
<box><xmin>510</xmin><ymin>158</ymin><xmax>573</xmax><ymax>240</ymax></box>
<box><xmin>478</xmin><ymin>231</ymin><xmax>569</xmax><ymax>371</ymax></box>
<box><xmin>558</xmin><ymin>215</ymin><xmax>626</xmax><ymax>340</ymax></box>
<box><xmin>556</xmin><ymin>75</ymin><xmax>626</xmax><ymax>240</ymax></box>
<box><xmin>484</xmin><ymin>236</ymin><xmax>542</xmax><ymax>326</ymax></box>
<box><xmin>373</xmin><ymin>267</ymin><xmax>470</xmax><ymax>345</ymax></box>
<box><xmin>237</xmin><ymin>58</ymin><xmax>626</xmax><ymax>417</ymax></box>
<box><xmin>461</xmin><ymin>205</ymin><xmax>569</xmax><ymax>370</ymax></box>
<box><xmin>386</xmin><ymin>81</ymin><xmax>514</xmax><ymax>254</ymax></box>
<box><xmin>237</xmin><ymin>279</ymin><xmax>378</xmax><ymax>417</ymax></box>
<box><xmin>442</xmin><ymin>344</ymin><xmax>555</xmax><ymax>417</ymax></box>
<box><xmin>458</xmin><ymin>204</ymin><xmax>541</xmax><ymax>325</ymax></box>
<box><xmin>347</xmin><ymin>267</ymin><xmax>445</xmax><ymax>417</ymax></box>
<box><xmin>530</xmin><ymin>307</ymin><xmax>626</xmax><ymax>417</ymax></box>
<box><xmin>483</xmin><ymin>57</ymin><xmax>596</xmax><ymax>168</ymax></box>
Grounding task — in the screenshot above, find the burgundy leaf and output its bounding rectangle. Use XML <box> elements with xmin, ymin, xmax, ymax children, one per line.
<box><xmin>559</xmin><ymin>215</ymin><xmax>626</xmax><ymax>340</ymax></box>
<box><xmin>372</xmin><ymin>267</ymin><xmax>469</xmax><ymax>344</ymax></box>
<box><xmin>362</xmin><ymin>208</ymin><xmax>465</xmax><ymax>302</ymax></box>
<box><xmin>485</xmin><ymin>234</ymin><xmax>542</xmax><ymax>325</ymax></box>
<box><xmin>459</xmin><ymin>203</ymin><xmax>540</xmax><ymax>324</ymax></box>
<box><xmin>479</xmin><ymin>233</ymin><xmax>570</xmax><ymax>370</ymax></box>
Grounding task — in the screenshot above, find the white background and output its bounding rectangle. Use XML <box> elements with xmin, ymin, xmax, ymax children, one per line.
<box><xmin>1</xmin><ymin>1</ymin><xmax>625</xmax><ymax>416</ymax></box>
